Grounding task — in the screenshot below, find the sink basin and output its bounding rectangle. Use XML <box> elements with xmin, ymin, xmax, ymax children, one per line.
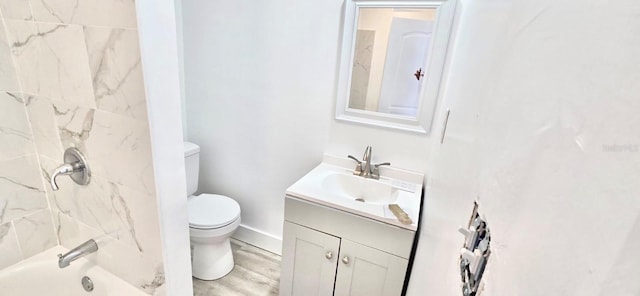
<box><xmin>322</xmin><ymin>173</ymin><xmax>398</xmax><ymax>204</ymax></box>
<box><xmin>285</xmin><ymin>154</ymin><xmax>424</xmax><ymax>230</ymax></box>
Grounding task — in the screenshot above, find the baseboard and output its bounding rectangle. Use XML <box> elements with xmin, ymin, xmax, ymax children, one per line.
<box><xmin>232</xmin><ymin>224</ymin><xmax>283</xmax><ymax>255</ymax></box>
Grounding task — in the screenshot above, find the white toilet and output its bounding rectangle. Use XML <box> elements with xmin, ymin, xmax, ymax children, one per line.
<box><xmin>184</xmin><ymin>142</ymin><xmax>241</xmax><ymax>280</ymax></box>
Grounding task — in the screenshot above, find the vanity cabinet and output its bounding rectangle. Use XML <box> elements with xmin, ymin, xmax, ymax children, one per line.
<box><xmin>280</xmin><ymin>197</ymin><xmax>414</xmax><ymax>296</ymax></box>
<box><xmin>333</xmin><ymin>239</ymin><xmax>408</xmax><ymax>296</ymax></box>
<box><xmin>280</xmin><ymin>222</ymin><xmax>340</xmax><ymax>296</ymax></box>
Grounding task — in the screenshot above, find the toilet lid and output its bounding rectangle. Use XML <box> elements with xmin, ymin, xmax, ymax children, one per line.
<box><xmin>188</xmin><ymin>194</ymin><xmax>240</xmax><ymax>229</ymax></box>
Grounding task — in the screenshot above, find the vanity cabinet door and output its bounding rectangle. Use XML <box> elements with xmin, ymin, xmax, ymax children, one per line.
<box><xmin>334</xmin><ymin>239</ymin><xmax>408</xmax><ymax>296</ymax></box>
<box><xmin>280</xmin><ymin>222</ymin><xmax>341</xmax><ymax>296</ymax></box>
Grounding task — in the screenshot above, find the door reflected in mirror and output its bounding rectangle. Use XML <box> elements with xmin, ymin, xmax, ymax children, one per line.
<box><xmin>348</xmin><ymin>8</ymin><xmax>437</xmax><ymax>117</ymax></box>
<box><xmin>335</xmin><ymin>0</ymin><xmax>458</xmax><ymax>134</ymax></box>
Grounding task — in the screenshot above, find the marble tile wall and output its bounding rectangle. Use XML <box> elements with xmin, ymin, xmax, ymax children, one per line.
<box><xmin>0</xmin><ymin>1</ymin><xmax>165</xmax><ymax>295</ymax></box>
<box><xmin>349</xmin><ymin>29</ymin><xmax>375</xmax><ymax>110</ymax></box>
<box><xmin>0</xmin><ymin>20</ymin><xmax>56</xmax><ymax>272</ymax></box>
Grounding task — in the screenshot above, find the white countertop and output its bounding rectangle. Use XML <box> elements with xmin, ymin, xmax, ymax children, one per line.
<box><xmin>286</xmin><ymin>154</ymin><xmax>424</xmax><ymax>231</ymax></box>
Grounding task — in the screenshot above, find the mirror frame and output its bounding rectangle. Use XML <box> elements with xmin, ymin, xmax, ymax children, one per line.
<box><xmin>335</xmin><ymin>0</ymin><xmax>458</xmax><ymax>134</ymax></box>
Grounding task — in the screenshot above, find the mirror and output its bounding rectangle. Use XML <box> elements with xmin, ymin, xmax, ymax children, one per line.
<box><xmin>349</xmin><ymin>7</ymin><xmax>437</xmax><ymax>116</ymax></box>
<box><xmin>336</xmin><ymin>0</ymin><xmax>458</xmax><ymax>134</ymax></box>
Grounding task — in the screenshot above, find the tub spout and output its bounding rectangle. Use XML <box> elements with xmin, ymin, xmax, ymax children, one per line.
<box><xmin>58</xmin><ymin>239</ymin><xmax>98</xmax><ymax>268</ymax></box>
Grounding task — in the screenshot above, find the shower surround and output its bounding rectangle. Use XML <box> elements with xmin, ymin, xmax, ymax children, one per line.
<box><xmin>0</xmin><ymin>1</ymin><xmax>164</xmax><ymax>294</ymax></box>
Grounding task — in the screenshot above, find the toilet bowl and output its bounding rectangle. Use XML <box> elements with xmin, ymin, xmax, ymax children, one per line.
<box><xmin>183</xmin><ymin>142</ymin><xmax>242</xmax><ymax>280</ymax></box>
<box><xmin>188</xmin><ymin>193</ymin><xmax>241</xmax><ymax>280</ymax></box>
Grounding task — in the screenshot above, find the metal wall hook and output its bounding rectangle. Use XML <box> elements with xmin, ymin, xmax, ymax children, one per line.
<box><xmin>50</xmin><ymin>147</ymin><xmax>91</xmax><ymax>191</ymax></box>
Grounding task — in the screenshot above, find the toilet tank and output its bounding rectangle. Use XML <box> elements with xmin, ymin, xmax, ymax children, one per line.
<box><xmin>183</xmin><ymin>142</ymin><xmax>200</xmax><ymax>196</ymax></box>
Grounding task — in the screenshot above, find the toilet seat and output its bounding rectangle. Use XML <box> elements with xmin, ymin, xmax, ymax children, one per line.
<box><xmin>188</xmin><ymin>194</ymin><xmax>241</xmax><ymax>229</ymax></box>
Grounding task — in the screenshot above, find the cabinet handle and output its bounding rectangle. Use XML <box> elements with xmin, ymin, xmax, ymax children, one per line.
<box><xmin>342</xmin><ymin>256</ymin><xmax>350</xmax><ymax>265</ymax></box>
<box><xmin>325</xmin><ymin>251</ymin><xmax>333</xmax><ymax>260</ymax></box>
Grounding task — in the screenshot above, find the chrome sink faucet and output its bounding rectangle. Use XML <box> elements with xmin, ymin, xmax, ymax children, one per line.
<box><xmin>57</xmin><ymin>239</ymin><xmax>98</xmax><ymax>268</ymax></box>
<box><xmin>348</xmin><ymin>146</ymin><xmax>390</xmax><ymax>180</ymax></box>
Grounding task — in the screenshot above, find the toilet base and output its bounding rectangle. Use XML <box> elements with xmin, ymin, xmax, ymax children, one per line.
<box><xmin>191</xmin><ymin>237</ymin><xmax>234</xmax><ymax>280</ymax></box>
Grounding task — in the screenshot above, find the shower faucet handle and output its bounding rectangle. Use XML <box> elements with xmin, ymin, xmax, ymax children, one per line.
<box><xmin>50</xmin><ymin>147</ymin><xmax>91</xmax><ymax>191</ymax></box>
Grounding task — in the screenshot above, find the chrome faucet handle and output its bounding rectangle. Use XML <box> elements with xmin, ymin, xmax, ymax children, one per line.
<box><xmin>50</xmin><ymin>163</ymin><xmax>75</xmax><ymax>191</ymax></box>
<box><xmin>347</xmin><ymin>155</ymin><xmax>362</xmax><ymax>164</ymax></box>
<box><xmin>50</xmin><ymin>147</ymin><xmax>91</xmax><ymax>191</ymax></box>
<box><xmin>348</xmin><ymin>155</ymin><xmax>363</xmax><ymax>175</ymax></box>
<box><xmin>372</xmin><ymin>162</ymin><xmax>391</xmax><ymax>179</ymax></box>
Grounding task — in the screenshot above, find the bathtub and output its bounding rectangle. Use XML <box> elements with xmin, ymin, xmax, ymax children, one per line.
<box><xmin>0</xmin><ymin>246</ymin><xmax>147</xmax><ymax>295</ymax></box>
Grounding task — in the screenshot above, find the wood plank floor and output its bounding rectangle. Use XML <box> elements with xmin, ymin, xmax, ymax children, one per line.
<box><xmin>193</xmin><ymin>239</ymin><xmax>281</xmax><ymax>296</ymax></box>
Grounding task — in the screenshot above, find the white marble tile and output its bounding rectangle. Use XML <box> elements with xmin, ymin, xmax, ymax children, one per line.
<box><xmin>110</xmin><ymin>180</ymin><xmax>163</xmax><ymax>260</ymax></box>
<box><xmin>51</xmin><ymin>210</ymin><xmax>74</xmax><ymax>247</ymax></box>
<box><xmin>4</xmin><ymin>20</ymin><xmax>96</xmax><ymax>108</ymax></box>
<box><xmin>50</xmin><ymin>210</ymin><xmax>72</xmax><ymax>246</ymax></box>
<box><xmin>0</xmin><ymin>92</ymin><xmax>35</xmax><ymax>161</ymax></box>
<box><xmin>0</xmin><ymin>154</ymin><xmax>47</xmax><ymax>224</ymax></box>
<box><xmin>349</xmin><ymin>30</ymin><xmax>375</xmax><ymax>110</ymax></box>
<box><xmin>95</xmin><ymin>234</ymin><xmax>165</xmax><ymax>294</ymax></box>
<box><xmin>50</xmin><ymin>99</ymin><xmax>94</xmax><ymax>151</ymax></box>
<box><xmin>84</xmin><ymin>27</ymin><xmax>147</xmax><ymax>121</ymax></box>
<box><xmin>53</xmin><ymin>210</ymin><xmax>164</xmax><ymax>294</ymax></box>
<box><xmin>41</xmin><ymin>156</ymin><xmax>114</xmax><ymax>230</ymax></box>
<box><xmin>40</xmin><ymin>156</ymin><xmax>161</xmax><ymax>259</ymax></box>
<box><xmin>30</xmin><ymin>0</ymin><xmax>137</xmax><ymax>28</ymax></box>
<box><xmin>49</xmin><ymin>102</ymin><xmax>154</xmax><ymax>194</ymax></box>
<box><xmin>153</xmin><ymin>285</ymin><xmax>167</xmax><ymax>296</ymax></box>
<box><xmin>40</xmin><ymin>155</ymin><xmax>102</xmax><ymax>221</ymax></box>
<box><xmin>0</xmin><ymin>222</ymin><xmax>22</xmax><ymax>270</ymax></box>
<box><xmin>24</xmin><ymin>95</ymin><xmax>64</xmax><ymax>160</ymax></box>
<box><xmin>83</xmin><ymin>110</ymin><xmax>155</xmax><ymax>195</ymax></box>
<box><xmin>0</xmin><ymin>20</ymin><xmax>20</xmax><ymax>91</ymax></box>
<box><xmin>0</xmin><ymin>0</ymin><xmax>33</xmax><ymax>20</ymax></box>
<box><xmin>51</xmin><ymin>209</ymin><xmax>100</xmax><ymax>251</ymax></box>
<box><xmin>13</xmin><ymin>209</ymin><xmax>57</xmax><ymax>258</ymax></box>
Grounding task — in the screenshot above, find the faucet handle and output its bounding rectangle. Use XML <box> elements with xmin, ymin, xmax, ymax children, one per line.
<box><xmin>347</xmin><ymin>155</ymin><xmax>362</xmax><ymax>164</ymax></box>
<box><xmin>50</xmin><ymin>164</ymin><xmax>75</xmax><ymax>191</ymax></box>
<box><xmin>348</xmin><ymin>155</ymin><xmax>364</xmax><ymax>176</ymax></box>
<box><xmin>372</xmin><ymin>162</ymin><xmax>391</xmax><ymax>179</ymax></box>
<box><xmin>50</xmin><ymin>147</ymin><xmax>91</xmax><ymax>191</ymax></box>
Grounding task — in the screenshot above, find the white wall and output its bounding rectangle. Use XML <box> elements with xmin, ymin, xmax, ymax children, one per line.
<box><xmin>174</xmin><ymin>0</ymin><xmax>188</xmax><ymax>140</ymax></box>
<box><xmin>183</xmin><ymin>0</ymin><xmax>440</xmax><ymax>253</ymax></box>
<box><xmin>182</xmin><ymin>0</ymin><xmax>341</xmax><ymax>252</ymax></box>
<box><xmin>181</xmin><ymin>0</ymin><xmax>442</xmax><ymax>248</ymax></box>
<box><xmin>183</xmin><ymin>0</ymin><xmax>640</xmax><ymax>294</ymax></box>
<box><xmin>408</xmin><ymin>0</ymin><xmax>640</xmax><ymax>295</ymax></box>
<box><xmin>136</xmin><ymin>0</ymin><xmax>193</xmax><ymax>294</ymax></box>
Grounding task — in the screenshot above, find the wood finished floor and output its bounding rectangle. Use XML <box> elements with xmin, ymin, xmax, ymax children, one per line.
<box><xmin>193</xmin><ymin>239</ymin><xmax>281</xmax><ymax>296</ymax></box>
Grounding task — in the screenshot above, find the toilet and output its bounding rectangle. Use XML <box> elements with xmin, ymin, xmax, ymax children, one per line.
<box><xmin>184</xmin><ymin>142</ymin><xmax>241</xmax><ymax>280</ymax></box>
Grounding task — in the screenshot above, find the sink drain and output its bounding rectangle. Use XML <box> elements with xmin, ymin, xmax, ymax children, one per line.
<box><xmin>354</xmin><ymin>198</ymin><xmax>365</xmax><ymax>202</ymax></box>
<box><xmin>81</xmin><ymin>276</ymin><xmax>94</xmax><ymax>292</ymax></box>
